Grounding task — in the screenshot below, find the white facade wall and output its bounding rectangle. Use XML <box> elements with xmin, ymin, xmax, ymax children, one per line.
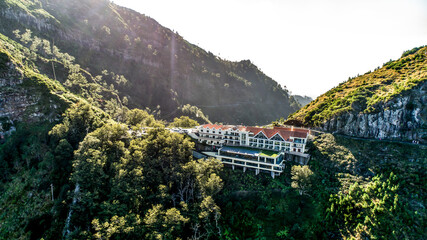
<box><xmin>196</xmin><ymin>125</ymin><xmax>310</xmax><ymax>177</ymax></box>
<box><xmin>197</xmin><ymin>126</ymin><xmax>308</xmax><ymax>153</ymax></box>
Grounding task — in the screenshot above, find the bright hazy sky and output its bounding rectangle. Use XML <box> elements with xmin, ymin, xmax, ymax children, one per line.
<box><xmin>113</xmin><ymin>0</ymin><xmax>427</xmax><ymax>98</ymax></box>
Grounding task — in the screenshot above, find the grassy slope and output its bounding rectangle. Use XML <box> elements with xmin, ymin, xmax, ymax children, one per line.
<box><xmin>1</xmin><ymin>0</ymin><xmax>55</xmax><ymax>19</ymax></box>
<box><xmin>218</xmin><ymin>134</ymin><xmax>426</xmax><ymax>239</ymax></box>
<box><xmin>288</xmin><ymin>46</ymin><xmax>427</xmax><ymax>126</ymax></box>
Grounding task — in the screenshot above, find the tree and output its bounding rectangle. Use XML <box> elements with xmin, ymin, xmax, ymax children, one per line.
<box><xmin>92</xmin><ymin>215</ymin><xmax>131</xmax><ymax>240</ymax></box>
<box><xmin>327</xmin><ymin>173</ymin><xmax>404</xmax><ymax>239</ymax></box>
<box><xmin>49</xmin><ymin>102</ymin><xmax>105</xmax><ymax>148</ymax></box>
<box><xmin>124</xmin><ymin>109</ymin><xmax>156</xmax><ymax>128</ymax></box>
<box><xmin>70</xmin><ymin>122</ymin><xmax>130</xmax><ymax>229</ymax></box>
<box><xmin>64</xmin><ymin>73</ymin><xmax>88</xmax><ymax>94</ymax></box>
<box><xmin>291</xmin><ymin>165</ymin><xmax>313</xmax><ymax>195</ymax></box>
<box><xmin>169</xmin><ymin>116</ymin><xmax>199</xmax><ymax>128</ymax></box>
<box><xmin>143</xmin><ymin>204</ymin><xmax>189</xmax><ymax>239</ymax></box>
<box><xmin>52</xmin><ymin>139</ymin><xmax>73</xmax><ymax>188</ymax></box>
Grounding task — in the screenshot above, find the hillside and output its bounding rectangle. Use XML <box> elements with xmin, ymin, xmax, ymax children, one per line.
<box><xmin>0</xmin><ymin>31</ymin><xmax>225</xmax><ymax>239</ymax></box>
<box><xmin>293</xmin><ymin>95</ymin><xmax>313</xmax><ymax>107</ymax></box>
<box><xmin>287</xmin><ymin>46</ymin><xmax>427</xmax><ymax>143</ymax></box>
<box><xmin>0</xmin><ymin>33</ymin><xmax>81</xmax><ymax>137</ymax></box>
<box><xmin>0</xmin><ymin>0</ymin><xmax>299</xmax><ymax>125</ymax></box>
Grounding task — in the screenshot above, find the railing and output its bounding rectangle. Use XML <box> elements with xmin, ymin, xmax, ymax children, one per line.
<box><xmin>223</xmin><ymin>143</ymin><xmax>287</xmax><ymax>153</ymax></box>
<box><xmin>220</xmin><ymin>159</ymin><xmax>284</xmax><ymax>172</ymax></box>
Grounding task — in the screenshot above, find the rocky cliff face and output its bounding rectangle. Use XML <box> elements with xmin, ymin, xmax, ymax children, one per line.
<box><xmin>0</xmin><ymin>52</ymin><xmax>63</xmax><ymax>138</ymax></box>
<box><xmin>0</xmin><ymin>8</ymin><xmax>56</xmax><ymax>31</ymax></box>
<box><xmin>322</xmin><ymin>81</ymin><xmax>426</xmax><ymax>142</ymax></box>
<box><xmin>288</xmin><ymin>46</ymin><xmax>427</xmax><ymax>142</ymax></box>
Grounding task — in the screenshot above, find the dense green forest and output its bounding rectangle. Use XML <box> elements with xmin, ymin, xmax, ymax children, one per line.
<box><xmin>1</xmin><ymin>107</ymin><xmax>425</xmax><ymax>239</ymax></box>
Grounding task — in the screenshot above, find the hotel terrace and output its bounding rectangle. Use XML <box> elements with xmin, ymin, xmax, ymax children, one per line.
<box><xmin>193</xmin><ymin>124</ymin><xmax>311</xmax><ymax>178</ymax></box>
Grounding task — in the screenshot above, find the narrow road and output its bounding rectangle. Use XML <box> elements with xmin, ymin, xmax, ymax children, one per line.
<box><xmin>334</xmin><ymin>133</ymin><xmax>426</xmax><ymax>147</ymax></box>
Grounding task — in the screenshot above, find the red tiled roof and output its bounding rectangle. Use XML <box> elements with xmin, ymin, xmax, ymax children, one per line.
<box><xmin>277</xmin><ymin>130</ymin><xmax>293</xmax><ymax>141</ymax></box>
<box><xmin>273</xmin><ymin>126</ymin><xmax>310</xmax><ymax>134</ymax></box>
<box><xmin>263</xmin><ymin>128</ymin><xmax>279</xmax><ymax>138</ymax></box>
<box><xmin>245</xmin><ymin>126</ymin><xmax>263</xmax><ymax>135</ymax></box>
<box><xmin>202</xmin><ymin>124</ymin><xmax>236</xmax><ymax>131</ymax></box>
<box><xmin>201</xmin><ymin>124</ymin><xmax>309</xmax><ymax>140</ymax></box>
<box><xmin>292</xmin><ymin>131</ymin><xmax>308</xmax><ymax>138</ymax></box>
<box><xmin>202</xmin><ymin>124</ymin><xmax>223</xmax><ymax>129</ymax></box>
<box><xmin>246</xmin><ymin>127</ymin><xmax>308</xmax><ymax>140</ymax></box>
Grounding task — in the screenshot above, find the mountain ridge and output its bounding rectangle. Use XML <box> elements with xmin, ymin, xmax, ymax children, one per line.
<box><xmin>287</xmin><ymin>46</ymin><xmax>427</xmax><ymax>143</ymax></box>
<box><xmin>0</xmin><ymin>0</ymin><xmax>299</xmax><ymax>125</ymax></box>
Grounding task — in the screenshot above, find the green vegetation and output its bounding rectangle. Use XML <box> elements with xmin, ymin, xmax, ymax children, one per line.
<box><xmin>1</xmin><ymin>0</ymin><xmax>55</xmax><ymax>20</ymax></box>
<box><xmin>0</xmin><ymin>51</ymin><xmax>8</xmax><ymax>71</ymax></box>
<box><xmin>169</xmin><ymin>115</ymin><xmax>199</xmax><ymax>128</ymax></box>
<box><xmin>0</xmin><ymin>108</ymin><xmax>224</xmax><ymax>239</ymax></box>
<box><xmin>68</xmin><ymin>123</ymin><xmax>223</xmax><ymax>239</ymax></box>
<box><xmin>401</xmin><ymin>45</ymin><xmax>426</xmax><ymax>58</ymax></box>
<box><xmin>290</xmin><ymin>165</ymin><xmax>313</xmax><ymax>196</ymax></box>
<box><xmin>288</xmin><ymin>46</ymin><xmax>427</xmax><ymax>126</ymax></box>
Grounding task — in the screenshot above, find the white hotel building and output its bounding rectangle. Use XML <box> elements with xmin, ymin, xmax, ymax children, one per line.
<box><xmin>194</xmin><ymin>124</ymin><xmax>310</xmax><ymax>178</ymax></box>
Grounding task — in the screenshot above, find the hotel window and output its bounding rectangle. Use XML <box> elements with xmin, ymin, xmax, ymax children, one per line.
<box><xmin>255</xmin><ymin>133</ymin><xmax>267</xmax><ymax>139</ymax></box>
<box><xmin>271</xmin><ymin>135</ymin><xmax>284</xmax><ymax>141</ymax></box>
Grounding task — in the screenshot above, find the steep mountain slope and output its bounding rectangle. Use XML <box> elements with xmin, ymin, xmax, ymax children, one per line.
<box><xmin>0</xmin><ymin>34</ymin><xmax>73</xmax><ymax>137</ymax></box>
<box><xmin>0</xmin><ymin>0</ymin><xmax>299</xmax><ymax>125</ymax></box>
<box><xmin>293</xmin><ymin>95</ymin><xmax>313</xmax><ymax>107</ymax></box>
<box><xmin>0</xmin><ymin>32</ymin><xmax>224</xmax><ymax>240</ymax></box>
<box><xmin>0</xmin><ymin>32</ymin><xmax>102</xmax><ymax>239</ymax></box>
<box><xmin>288</xmin><ymin>46</ymin><xmax>427</xmax><ymax>143</ymax></box>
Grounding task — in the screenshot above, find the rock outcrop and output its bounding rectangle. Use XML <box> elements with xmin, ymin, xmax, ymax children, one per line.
<box><xmin>0</xmin><ymin>52</ymin><xmax>62</xmax><ymax>137</ymax></box>
<box><xmin>322</xmin><ymin>81</ymin><xmax>426</xmax><ymax>143</ymax></box>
